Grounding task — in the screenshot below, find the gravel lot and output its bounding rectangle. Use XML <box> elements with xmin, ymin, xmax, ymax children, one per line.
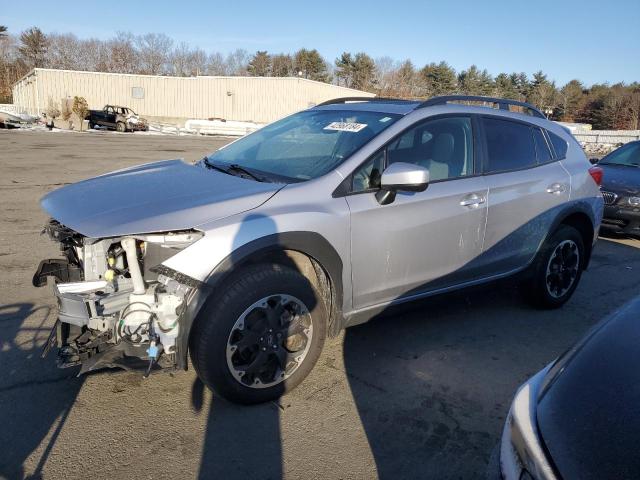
<box><xmin>1</xmin><ymin>130</ymin><xmax>639</xmax><ymax>480</ymax></box>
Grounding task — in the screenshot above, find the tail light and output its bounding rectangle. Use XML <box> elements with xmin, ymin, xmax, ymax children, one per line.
<box><xmin>588</xmin><ymin>166</ymin><xmax>603</xmax><ymax>186</ymax></box>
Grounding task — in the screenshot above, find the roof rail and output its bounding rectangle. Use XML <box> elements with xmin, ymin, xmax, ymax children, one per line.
<box><xmin>316</xmin><ymin>96</ymin><xmax>416</xmax><ymax>106</ymax></box>
<box><xmin>417</xmin><ymin>95</ymin><xmax>546</xmax><ymax>119</ymax></box>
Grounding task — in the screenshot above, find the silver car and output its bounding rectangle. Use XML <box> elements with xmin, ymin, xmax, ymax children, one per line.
<box><xmin>34</xmin><ymin>95</ymin><xmax>604</xmax><ymax>404</ymax></box>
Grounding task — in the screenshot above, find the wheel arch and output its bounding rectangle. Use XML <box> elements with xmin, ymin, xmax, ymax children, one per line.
<box><xmin>551</xmin><ymin>206</ymin><xmax>596</xmax><ymax>270</ymax></box>
<box><xmin>177</xmin><ymin>232</ymin><xmax>344</xmax><ymax>370</ymax></box>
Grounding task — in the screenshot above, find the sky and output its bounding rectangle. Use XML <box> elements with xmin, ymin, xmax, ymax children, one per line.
<box><xmin>3</xmin><ymin>0</ymin><xmax>640</xmax><ymax>86</ymax></box>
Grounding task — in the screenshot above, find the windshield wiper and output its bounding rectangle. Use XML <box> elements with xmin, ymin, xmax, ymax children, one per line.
<box><xmin>203</xmin><ymin>157</ymin><xmax>266</xmax><ymax>182</ymax></box>
<box><xmin>227</xmin><ymin>164</ymin><xmax>265</xmax><ymax>182</ymax></box>
<box><xmin>202</xmin><ymin>157</ymin><xmax>230</xmax><ymax>174</ymax></box>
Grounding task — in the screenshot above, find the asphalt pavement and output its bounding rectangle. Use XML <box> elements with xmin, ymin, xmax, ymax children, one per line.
<box><xmin>1</xmin><ymin>129</ymin><xmax>639</xmax><ymax>480</ymax></box>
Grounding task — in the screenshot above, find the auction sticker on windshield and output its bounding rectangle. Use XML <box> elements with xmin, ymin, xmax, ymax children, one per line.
<box><xmin>324</xmin><ymin>122</ymin><xmax>368</xmax><ymax>132</ymax></box>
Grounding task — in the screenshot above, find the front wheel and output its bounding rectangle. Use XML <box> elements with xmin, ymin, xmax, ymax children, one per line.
<box><xmin>190</xmin><ymin>264</ymin><xmax>327</xmax><ymax>404</ymax></box>
<box><xmin>116</xmin><ymin>122</ymin><xmax>126</xmax><ymax>132</ymax></box>
<box><xmin>522</xmin><ymin>225</ymin><xmax>585</xmax><ymax>309</ymax></box>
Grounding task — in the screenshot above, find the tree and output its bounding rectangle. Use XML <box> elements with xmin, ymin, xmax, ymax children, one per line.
<box><xmin>46</xmin><ymin>33</ymin><xmax>81</xmax><ymax>70</ymax></box>
<box><xmin>351</xmin><ymin>53</ymin><xmax>376</xmax><ymax>90</ymax></box>
<box><xmin>457</xmin><ymin>65</ymin><xmax>493</xmax><ymax>95</ymax></box>
<box><xmin>46</xmin><ymin>97</ymin><xmax>61</xmax><ymax>120</ymax></box>
<box><xmin>508</xmin><ymin>72</ymin><xmax>529</xmax><ymax>101</ymax></box>
<box><xmin>0</xmin><ymin>26</ymin><xmax>7</xmax><ymax>38</ymax></box>
<box><xmin>72</xmin><ymin>96</ymin><xmax>89</xmax><ymax>131</ymax></box>
<box><xmin>334</xmin><ymin>52</ymin><xmax>353</xmax><ymax>87</ymax></box>
<box><xmin>558</xmin><ymin>80</ymin><xmax>585</xmax><ymax>121</ymax></box>
<box><xmin>271</xmin><ymin>54</ymin><xmax>294</xmax><ymax>77</ymax></box>
<box><xmin>61</xmin><ymin>97</ymin><xmax>73</xmax><ymax>128</ymax></box>
<box><xmin>106</xmin><ymin>32</ymin><xmax>138</xmax><ymax>74</ymax></box>
<box><xmin>421</xmin><ymin>61</ymin><xmax>457</xmax><ymax>96</ymax></box>
<box><xmin>333</xmin><ymin>52</ymin><xmax>375</xmax><ymax>90</ymax></box>
<box><xmin>294</xmin><ymin>49</ymin><xmax>330</xmax><ymax>82</ymax></box>
<box><xmin>171</xmin><ymin>42</ymin><xmax>207</xmax><ymax>76</ymax></box>
<box><xmin>225</xmin><ymin>49</ymin><xmax>250</xmax><ymax>75</ymax></box>
<box><xmin>136</xmin><ymin>33</ymin><xmax>172</xmax><ymax>75</ymax></box>
<box><xmin>18</xmin><ymin>27</ymin><xmax>48</xmax><ymax>68</ymax></box>
<box><xmin>247</xmin><ymin>51</ymin><xmax>271</xmax><ymax>77</ymax></box>
<box><xmin>528</xmin><ymin>71</ymin><xmax>558</xmax><ymax>114</ymax></box>
<box><xmin>206</xmin><ymin>52</ymin><xmax>226</xmax><ymax>75</ymax></box>
<box><xmin>494</xmin><ymin>73</ymin><xmax>518</xmax><ymax>99</ymax></box>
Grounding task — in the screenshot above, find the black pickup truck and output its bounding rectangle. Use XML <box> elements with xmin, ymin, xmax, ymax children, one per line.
<box><xmin>86</xmin><ymin>105</ymin><xmax>149</xmax><ymax>132</ymax></box>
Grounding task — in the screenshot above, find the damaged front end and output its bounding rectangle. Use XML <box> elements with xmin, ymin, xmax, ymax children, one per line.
<box><xmin>34</xmin><ymin>219</ymin><xmax>202</xmax><ymax>376</ymax></box>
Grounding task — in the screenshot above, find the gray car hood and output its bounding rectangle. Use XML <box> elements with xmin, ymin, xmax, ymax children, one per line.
<box><xmin>41</xmin><ymin>159</ymin><xmax>283</xmax><ymax>237</ymax></box>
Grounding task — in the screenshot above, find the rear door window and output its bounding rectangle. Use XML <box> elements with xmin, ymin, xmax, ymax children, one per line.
<box><xmin>482</xmin><ymin>117</ymin><xmax>537</xmax><ymax>173</ymax></box>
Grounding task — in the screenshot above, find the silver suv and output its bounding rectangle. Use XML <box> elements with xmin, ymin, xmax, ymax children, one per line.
<box><xmin>34</xmin><ymin>95</ymin><xmax>604</xmax><ymax>404</ymax></box>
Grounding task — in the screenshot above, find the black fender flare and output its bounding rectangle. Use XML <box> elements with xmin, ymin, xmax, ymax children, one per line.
<box><xmin>544</xmin><ymin>200</ymin><xmax>598</xmax><ymax>268</ymax></box>
<box><xmin>176</xmin><ymin>231</ymin><xmax>344</xmax><ymax>370</ymax></box>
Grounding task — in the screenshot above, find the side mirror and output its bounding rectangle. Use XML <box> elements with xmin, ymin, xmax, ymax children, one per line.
<box><xmin>589</xmin><ymin>158</ymin><xmax>600</xmax><ymax>165</ymax></box>
<box><xmin>375</xmin><ymin>162</ymin><xmax>430</xmax><ymax>205</ymax></box>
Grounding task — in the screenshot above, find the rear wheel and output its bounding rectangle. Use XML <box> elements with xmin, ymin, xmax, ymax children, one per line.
<box><xmin>522</xmin><ymin>225</ymin><xmax>584</xmax><ymax>309</ymax></box>
<box><xmin>190</xmin><ymin>263</ymin><xmax>327</xmax><ymax>404</ymax></box>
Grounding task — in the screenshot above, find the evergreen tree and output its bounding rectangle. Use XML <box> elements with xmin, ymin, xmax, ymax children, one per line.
<box><xmin>421</xmin><ymin>61</ymin><xmax>457</xmax><ymax>96</ymax></box>
<box><xmin>558</xmin><ymin>79</ymin><xmax>585</xmax><ymax>121</ymax></box>
<box><xmin>294</xmin><ymin>49</ymin><xmax>330</xmax><ymax>82</ymax></box>
<box><xmin>18</xmin><ymin>27</ymin><xmax>48</xmax><ymax>68</ymax></box>
<box><xmin>247</xmin><ymin>51</ymin><xmax>271</xmax><ymax>77</ymax></box>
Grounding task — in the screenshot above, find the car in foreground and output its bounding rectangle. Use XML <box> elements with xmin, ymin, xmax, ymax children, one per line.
<box><xmin>33</xmin><ymin>95</ymin><xmax>603</xmax><ymax>404</ymax></box>
<box><xmin>87</xmin><ymin>104</ymin><xmax>149</xmax><ymax>132</ymax></box>
<box><xmin>499</xmin><ymin>295</ymin><xmax>640</xmax><ymax>479</ymax></box>
<box><xmin>597</xmin><ymin>140</ymin><xmax>640</xmax><ymax>238</ymax></box>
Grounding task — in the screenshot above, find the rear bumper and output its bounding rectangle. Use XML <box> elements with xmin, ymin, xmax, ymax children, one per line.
<box><xmin>602</xmin><ymin>205</ymin><xmax>640</xmax><ymax>236</ymax></box>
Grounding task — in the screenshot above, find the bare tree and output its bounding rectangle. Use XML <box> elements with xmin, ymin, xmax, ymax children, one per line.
<box><xmin>225</xmin><ymin>49</ymin><xmax>250</xmax><ymax>76</ymax></box>
<box><xmin>171</xmin><ymin>43</ymin><xmax>207</xmax><ymax>76</ymax></box>
<box><xmin>206</xmin><ymin>52</ymin><xmax>226</xmax><ymax>75</ymax></box>
<box><xmin>46</xmin><ymin>33</ymin><xmax>81</xmax><ymax>70</ymax></box>
<box><xmin>136</xmin><ymin>33</ymin><xmax>172</xmax><ymax>75</ymax></box>
<box><xmin>103</xmin><ymin>32</ymin><xmax>137</xmax><ymax>74</ymax></box>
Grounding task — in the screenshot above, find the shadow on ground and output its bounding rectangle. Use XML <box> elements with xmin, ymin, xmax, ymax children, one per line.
<box><xmin>0</xmin><ymin>303</ymin><xmax>84</xmax><ymax>480</ymax></box>
<box><xmin>342</xmin><ymin>237</ymin><xmax>640</xmax><ymax>479</ymax></box>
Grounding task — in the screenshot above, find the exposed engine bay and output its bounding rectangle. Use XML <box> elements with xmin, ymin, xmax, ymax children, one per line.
<box><xmin>34</xmin><ymin>219</ymin><xmax>201</xmax><ymax>375</ymax></box>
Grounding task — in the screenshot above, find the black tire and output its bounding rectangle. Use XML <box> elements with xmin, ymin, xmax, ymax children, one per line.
<box><xmin>190</xmin><ymin>263</ymin><xmax>327</xmax><ymax>404</ymax></box>
<box><xmin>116</xmin><ymin>122</ymin><xmax>126</xmax><ymax>132</ymax></box>
<box><xmin>88</xmin><ymin>121</ymin><xmax>95</xmax><ymax>130</ymax></box>
<box><xmin>522</xmin><ymin>225</ymin><xmax>585</xmax><ymax>309</ymax></box>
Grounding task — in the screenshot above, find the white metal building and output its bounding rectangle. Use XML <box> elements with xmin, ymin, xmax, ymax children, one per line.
<box><xmin>12</xmin><ymin>69</ymin><xmax>374</xmax><ymax>123</ymax></box>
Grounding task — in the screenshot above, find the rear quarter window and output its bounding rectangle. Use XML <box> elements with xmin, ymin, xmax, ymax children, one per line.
<box><xmin>548</xmin><ymin>131</ymin><xmax>568</xmax><ymax>159</ymax></box>
<box><xmin>533</xmin><ymin>127</ymin><xmax>554</xmax><ymax>163</ymax></box>
<box><xmin>482</xmin><ymin>117</ymin><xmax>537</xmax><ymax>173</ymax></box>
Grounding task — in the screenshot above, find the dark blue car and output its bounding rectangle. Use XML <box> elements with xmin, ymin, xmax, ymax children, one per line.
<box><xmin>598</xmin><ymin>141</ymin><xmax>640</xmax><ymax>237</ymax></box>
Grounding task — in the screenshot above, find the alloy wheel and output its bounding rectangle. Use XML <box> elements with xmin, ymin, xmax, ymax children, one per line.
<box><xmin>226</xmin><ymin>294</ymin><xmax>313</xmax><ymax>388</ymax></box>
<box><xmin>545</xmin><ymin>239</ymin><xmax>580</xmax><ymax>298</ymax></box>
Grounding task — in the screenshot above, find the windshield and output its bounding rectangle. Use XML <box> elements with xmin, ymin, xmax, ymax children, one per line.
<box><xmin>206</xmin><ymin>109</ymin><xmax>401</xmax><ymax>181</ymax></box>
<box><xmin>600</xmin><ymin>142</ymin><xmax>640</xmax><ymax>167</ymax></box>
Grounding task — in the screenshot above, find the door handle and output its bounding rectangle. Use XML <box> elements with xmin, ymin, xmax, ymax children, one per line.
<box><xmin>546</xmin><ymin>183</ymin><xmax>567</xmax><ymax>195</ymax></box>
<box><xmin>460</xmin><ymin>193</ymin><xmax>486</xmax><ymax>208</ymax></box>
